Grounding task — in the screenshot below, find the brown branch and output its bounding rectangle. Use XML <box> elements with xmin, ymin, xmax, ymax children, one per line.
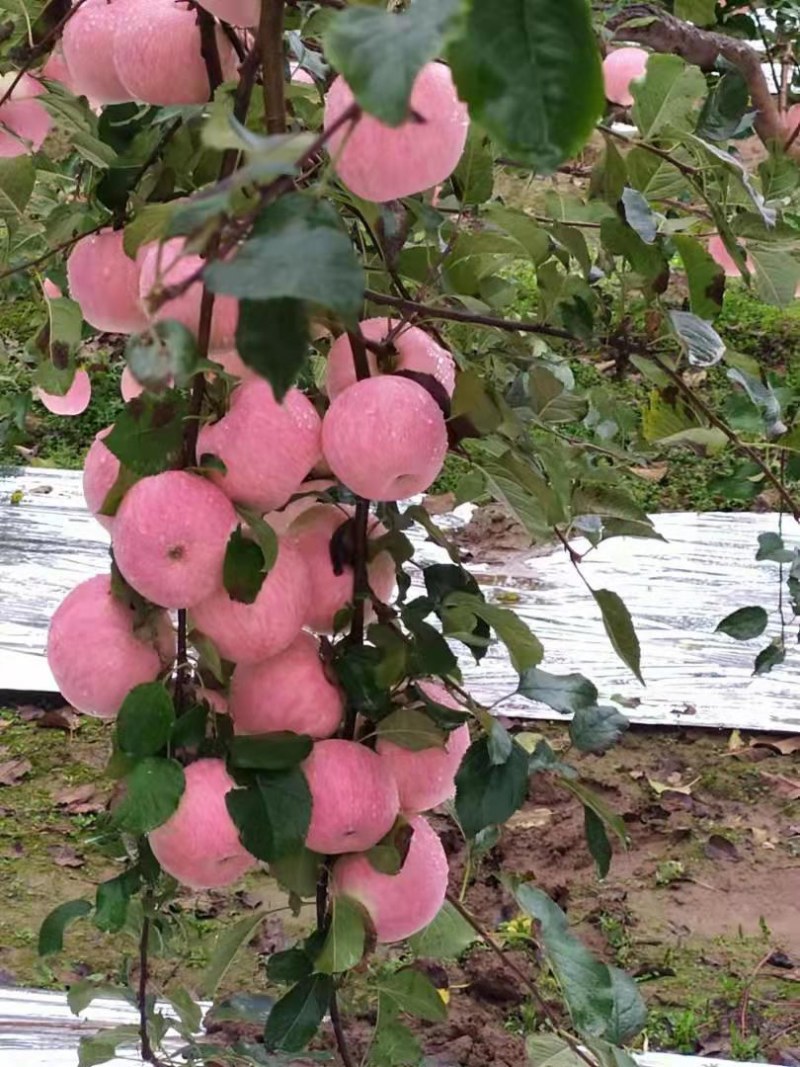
<box><xmin>608</xmin><ymin>4</ymin><xmax>791</xmax><ymax>156</ymax></box>
<box><xmin>259</xmin><ymin>0</ymin><xmax>287</xmax><ymax>134</ymax></box>
<box><xmin>0</xmin><ymin>220</ymin><xmax>107</xmax><ymax>282</ymax></box>
<box><xmin>197</xmin><ymin>6</ymin><xmax>224</xmax><ymax>93</ymax></box>
<box><xmin>138</xmin><ymin>905</ymin><xmax>167</xmax><ymax>1066</ymax></box>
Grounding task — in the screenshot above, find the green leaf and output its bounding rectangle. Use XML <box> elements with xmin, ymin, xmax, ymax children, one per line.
<box><xmin>408</xmin><ymin>900</ymin><xmax>479</xmax><ymax>959</ymax></box>
<box><xmin>696</xmin><ymin>70</ymin><xmax>753</xmax><ymax>141</ymax></box>
<box><xmin>376</xmin><ymin>707</ymin><xmax>447</xmax><ymax>752</ymax></box>
<box><xmin>631</xmin><ymin>54</ymin><xmax>707</xmax><ymax>140</ymax></box>
<box><xmin>668</xmin><ymin>310</ymin><xmax>725</xmax><ymax>368</ymax></box>
<box><xmin>94</xmin><ymin>869</ymin><xmax>141</xmax><ymax>933</ymax></box>
<box><xmin>526</xmin><ymin>1033</ymin><xmax>585</xmax><ymax>1067</ymax></box>
<box><xmin>600</xmin><ymin>216</ymin><xmax>669</xmax><ymax>294</ymax></box>
<box><xmin>558</xmin><ymin>778</ymin><xmax>629</xmax><ymax>849</ymax></box>
<box><xmin>324</xmin><ymin>0</ymin><xmax>461</xmax><ymax>125</ymax></box>
<box><xmin>267</xmin><ymin>948</ymin><xmax>314</xmax><ymax>984</ymax></box>
<box><xmin>124</xmin><ymin>202</ymin><xmax>175</xmax><ymax>258</ymax></box>
<box><xmin>754</xmin><ymin>641</ymin><xmax>785</xmax><ymax>676</ymax></box>
<box><xmin>748</xmin><ymin>245</ymin><xmax>800</xmax><ymax>308</ymax></box>
<box><xmin>569</xmin><ymin>706</ymin><xmax>629</xmax><ymax>754</ymax></box>
<box><xmin>77</xmin><ymin>1027</ymin><xmax>140</xmax><ymax>1067</ymax></box>
<box><xmin>237</xmin><ymin>506</ymin><xmax>279</xmax><ymax>571</ymax></box>
<box><xmin>229</xmin><ymin>732</ymin><xmax>314</xmax><ymax>770</ymax></box>
<box><xmin>510</xmin><ymin>879</ymin><xmax>614</xmax><ymax>1036</ymax></box>
<box><xmin>517</xmin><ymin>668</ymin><xmax>598</xmax><ymax>714</ymax></box>
<box><xmin>672</xmin><ymin>235</ymin><xmax>725</xmax><ymax>320</ymax></box>
<box><xmin>448</xmin><ymin>0</ymin><xmax>604</xmax><ymax>172</ymax></box>
<box><xmin>315</xmin><ymin>895</ymin><xmax>366</xmax><ymax>974</ymax></box>
<box><xmin>115</xmin><ymin>683</ymin><xmax>175</xmax><ymax>758</ymax></box>
<box><xmin>200</xmin><ymin>910</ymin><xmax>269</xmax><ymax>998</ymax></box>
<box><xmin>0</xmin><ymin>156</ymin><xmax>35</xmax><ymax>235</ymax></box>
<box><xmin>374</xmin><ymin>968</ymin><xmax>447</xmax><ymax>1022</ymax></box>
<box><xmin>453</xmin><ymin>127</ymin><xmax>494</xmax><ymax>204</ymax></box>
<box><xmin>235</xmin><ymin>298</ymin><xmax>310</xmax><ymax>402</ymax></box>
<box><xmin>445</xmin><ymin>591</ymin><xmax>543</xmax><ymax>672</ymax></box>
<box><xmin>480</xmin><ymin>451</ymin><xmax>561</xmax><ymax>542</ymax></box>
<box><xmin>271</xmin><ymin>847</ymin><xmax>323</xmax><ymax>898</ymax></box>
<box><xmin>584</xmin><ymin>806</ymin><xmax>612</xmax><ymax>878</ymax></box>
<box><xmin>675</xmin><ymin>0</ymin><xmax>716</xmax><ymax>25</ymax></box>
<box><xmin>105</xmin><ymin>391</ymin><xmax>187</xmax><ymax>476</ymax></box>
<box><xmin>223</xmin><ymin>525</ymin><xmax>268</xmax><ymax>604</ymax></box>
<box><xmin>620</xmin><ymin>188</ymin><xmax>656</xmax><ymax>245</ymax></box>
<box><xmin>455</xmin><ymin>736</ymin><xmax>529</xmax><ymax>838</ymax></box>
<box><xmin>370</xmin><ymin>1014</ymin><xmax>422</xmax><ymax>1067</ymax></box>
<box><xmin>38</xmin><ymin>899</ymin><xmax>91</xmax><ymax>955</ymax></box>
<box><xmin>205</xmin><ymin>194</ymin><xmax>364</xmax><ymax>325</ymax></box>
<box><xmin>604</xmin><ymin>966</ymin><xmax>647</xmax><ymax>1043</ymax></box>
<box><xmin>263</xmin><ymin>974</ymin><xmax>334</xmax><ymax>1053</ymax></box>
<box><xmin>166</xmin><ymin>985</ymin><xmax>203</xmax><ymax>1037</ymax></box>
<box><xmin>592</xmin><ymin>589</ymin><xmax>643</xmax><ymax>684</ymax></box>
<box><xmin>226</xmin><ymin>769</ymin><xmax>312</xmax><ymax>863</ymax></box>
<box><xmin>716</xmin><ymin>605</ymin><xmax>768</xmax><ymax>640</ymax></box>
<box><xmin>125</xmin><ymin>321</ymin><xmax>200</xmax><ymax>391</ymax></box>
<box><xmin>113</xmin><ymin>757</ymin><xmax>185</xmax><ymax>834</ymax></box>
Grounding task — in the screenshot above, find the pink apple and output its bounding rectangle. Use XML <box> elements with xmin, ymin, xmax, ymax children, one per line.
<box><xmin>191</xmin><ymin>536</ymin><xmax>310</xmax><ymax>663</ymax></box>
<box><xmin>302</xmin><ymin>739</ymin><xmax>399</xmax><ymax>854</ymax></box>
<box><xmin>112</xmin><ymin>0</ymin><xmax>237</xmax><ymax>106</ymax></box>
<box><xmin>47</xmin><ymin>573</ymin><xmax>174</xmax><ymax>718</ymax></box>
<box><xmin>61</xmin><ymin>0</ymin><xmax>131</xmax><ymax>104</ymax></box>
<box><xmin>195</xmin><ymin>0</ymin><xmax>259</xmax><ymax>25</ymax></box>
<box><xmin>138</xmin><ymin>238</ymin><xmax>239</xmax><ymax>352</ymax></box>
<box><xmin>83</xmin><ymin>427</ymin><xmax>121</xmax><ymax>531</ymax></box>
<box><xmin>208</xmin><ymin>348</ymin><xmax>256</xmax><ymax>382</ymax></box>
<box><xmin>67</xmin><ymin>228</ymin><xmax>148</xmax><ymax>334</ymax></box>
<box><xmin>290</xmin><ymin>64</ymin><xmax>314</xmax><ymax>86</ymax></box>
<box><xmin>229</xmin><ymin>631</ymin><xmax>343</xmax><ymax>738</ymax></box>
<box><xmin>36</xmin><ymin>369</ymin><xmax>91</xmax><ymax>416</ymax></box>
<box><xmin>41</xmin><ymin>277</ymin><xmax>62</xmax><ymax>300</ymax></box>
<box><xmin>332</xmin><ymin>814</ymin><xmax>447</xmax><ymax>942</ymax></box>
<box><xmin>113</xmin><ymin>470</ymin><xmax>237</xmax><ymax>609</ymax></box>
<box><xmin>707</xmin><ymin>234</ymin><xmax>753</xmax><ymax>279</ymax></box>
<box><xmin>602</xmin><ymin>47</ymin><xmax>648</xmax><ymax>107</ymax></box>
<box><xmin>148</xmin><ymin>758</ymin><xmax>257</xmax><ymax>888</ymax></box>
<box><xmin>197</xmin><ymin>379</ymin><xmax>322</xmax><ymax>511</ymax></box>
<box><xmin>0</xmin><ymin>73</ymin><xmax>51</xmax><ymax>156</ymax></box>
<box><xmin>324</xmin><ymin>62</ymin><xmax>469</xmax><ymax>203</ymax></box>
<box><xmin>325</xmin><ymin>318</ymin><xmax>456</xmax><ymax>400</ymax></box>
<box><xmin>288</xmin><ymin>503</ymin><xmax>396</xmax><ymax>633</ymax></box>
<box><xmin>376</xmin><ymin>682</ymin><xmax>470</xmax><ymax>814</ymax></box>
<box><xmin>322</xmin><ymin>376</ymin><xmax>448</xmax><ymax>501</ymax></box>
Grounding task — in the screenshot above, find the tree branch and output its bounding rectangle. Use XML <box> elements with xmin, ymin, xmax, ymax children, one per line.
<box><xmin>608</xmin><ymin>3</ymin><xmax>792</xmax><ymax>156</ymax></box>
<box><xmin>259</xmin><ymin>0</ymin><xmax>287</xmax><ymax>134</ymax></box>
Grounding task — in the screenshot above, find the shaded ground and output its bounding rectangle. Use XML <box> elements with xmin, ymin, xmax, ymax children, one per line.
<box><xmin>0</xmin><ymin>700</ymin><xmax>798</xmax><ymax>1063</ymax></box>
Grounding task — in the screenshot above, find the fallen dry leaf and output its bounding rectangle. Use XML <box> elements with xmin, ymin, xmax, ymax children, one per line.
<box><xmin>750</xmin><ymin>735</ymin><xmax>800</xmax><ymax>757</ymax></box>
<box><xmin>0</xmin><ymin>758</ymin><xmax>32</xmax><ymax>786</ymax></box>
<box><xmin>704</xmin><ymin>834</ymin><xmax>740</xmax><ymax>863</ymax></box>
<box><xmin>506</xmin><ymin>807</ymin><xmax>554</xmax><ymax>831</ymax></box>
<box><xmin>628</xmin><ymin>463</ymin><xmax>668</xmax><ymax>483</ymax></box>
<box><xmin>760</xmin><ymin>772</ymin><xmax>800</xmax><ymax>800</ymax></box>
<box><xmin>54</xmin><ymin>783</ymin><xmax>108</xmax><ymax>815</ymax></box>
<box><xmin>51</xmin><ymin>845</ymin><xmax>84</xmax><ymax>868</ymax></box>
<box><xmin>751</xmin><ymin>827</ymin><xmax>776</xmax><ymax>850</ymax></box>
<box><xmin>646</xmin><ymin>775</ymin><xmax>698</xmax><ymax>796</ymax></box>
<box><xmin>421</xmin><ymin>492</ymin><xmax>456</xmax><ymax>516</ymax></box>
<box><xmin>37</xmin><ymin>707</ymin><xmax>81</xmax><ymax>732</ymax></box>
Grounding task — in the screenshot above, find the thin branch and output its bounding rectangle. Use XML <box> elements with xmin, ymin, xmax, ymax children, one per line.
<box><xmin>197</xmin><ymin>6</ymin><xmax>224</xmax><ymax>93</ymax></box>
<box><xmin>363</xmin><ymin>289</ymin><xmax>575</xmax><ymax>341</ymax></box>
<box><xmin>138</xmin><ymin>905</ymin><xmax>167</xmax><ymax>1066</ymax></box>
<box><xmin>597</xmin><ymin>123</ymin><xmax>700</xmax><ymax>178</ymax></box>
<box><xmin>0</xmin><ymin>220</ymin><xmax>107</xmax><ymax>282</ymax></box>
<box><xmin>330</xmin><ymin>993</ymin><xmax>356</xmax><ymax>1067</ymax></box>
<box><xmin>445</xmin><ymin>893</ymin><xmax>598</xmax><ymax>1067</ymax></box>
<box><xmin>259</xmin><ymin>0</ymin><xmax>287</xmax><ymax>134</ymax></box>
<box><xmin>0</xmin><ymin>0</ymin><xmax>88</xmax><ymax>109</ymax></box>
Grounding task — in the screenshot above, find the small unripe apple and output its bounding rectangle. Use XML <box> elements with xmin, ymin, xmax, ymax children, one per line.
<box><xmin>36</xmin><ymin>369</ymin><xmax>91</xmax><ymax>416</ymax></box>
<box><xmin>322</xmin><ymin>376</ymin><xmax>448</xmax><ymax>501</ymax></box>
<box><xmin>602</xmin><ymin>47</ymin><xmax>648</xmax><ymax>107</ymax></box>
<box><xmin>197</xmin><ymin>379</ymin><xmax>322</xmax><ymax>512</ymax></box>
<box><xmin>229</xmin><ymin>631</ymin><xmax>343</xmax><ymax>738</ymax></box>
<box><xmin>47</xmin><ymin>573</ymin><xmax>174</xmax><ymax>718</ymax></box>
<box><xmin>138</xmin><ymin>238</ymin><xmax>239</xmax><ymax>352</ymax></box>
<box><xmin>376</xmin><ymin>682</ymin><xmax>470</xmax><ymax>813</ymax></box>
<box><xmin>148</xmin><ymin>758</ymin><xmax>257</xmax><ymax>888</ymax></box>
<box><xmin>324</xmin><ymin>62</ymin><xmax>469</xmax><ymax>203</ymax></box>
<box><xmin>707</xmin><ymin>234</ymin><xmax>753</xmax><ymax>279</ymax></box>
<box><xmin>113</xmin><ymin>470</ymin><xmax>237</xmax><ymax>609</ymax></box>
<box><xmin>302</xmin><ymin>739</ymin><xmax>399</xmax><ymax>854</ymax></box>
<box><xmin>83</xmin><ymin>427</ymin><xmax>120</xmax><ymax>531</ymax></box>
<box><xmin>112</xmin><ymin>0</ymin><xmax>237</xmax><ymax>105</ymax></box>
<box><xmin>67</xmin><ymin>228</ymin><xmax>148</xmax><ymax>334</ymax></box>
<box><xmin>0</xmin><ymin>73</ymin><xmax>51</xmax><ymax>157</ymax></box>
<box><xmin>191</xmin><ymin>536</ymin><xmax>310</xmax><ymax>663</ymax></box>
<box><xmin>288</xmin><ymin>503</ymin><xmax>395</xmax><ymax>633</ymax></box>
<box><xmin>332</xmin><ymin>814</ymin><xmax>447</xmax><ymax>942</ymax></box>
<box><xmin>325</xmin><ymin>318</ymin><xmax>456</xmax><ymax>400</ymax></box>
<box><xmin>61</xmin><ymin>0</ymin><xmax>131</xmax><ymax>104</ymax></box>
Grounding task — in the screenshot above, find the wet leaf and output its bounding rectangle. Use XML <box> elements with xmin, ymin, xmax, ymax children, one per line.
<box><xmin>716</xmin><ymin>605</ymin><xmax>768</xmax><ymax>641</ymax></box>
<box><xmin>315</xmin><ymin>895</ymin><xmax>366</xmax><ymax>974</ymax></box>
<box><xmin>263</xmin><ymin>973</ymin><xmax>333</xmax><ymax>1053</ymax></box>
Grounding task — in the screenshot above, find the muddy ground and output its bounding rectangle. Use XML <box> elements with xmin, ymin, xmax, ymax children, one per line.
<box><xmin>0</xmin><ymin>696</ymin><xmax>798</xmax><ymax>1065</ymax></box>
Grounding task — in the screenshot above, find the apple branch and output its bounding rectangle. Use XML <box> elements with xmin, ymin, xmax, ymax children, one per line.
<box><xmin>259</xmin><ymin>0</ymin><xmax>287</xmax><ymax>134</ymax></box>
<box><xmin>607</xmin><ymin>3</ymin><xmax>794</xmax><ymax>156</ymax></box>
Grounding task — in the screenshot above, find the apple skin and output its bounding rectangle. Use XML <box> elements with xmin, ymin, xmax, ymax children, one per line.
<box><xmin>322</xmin><ymin>376</ymin><xmax>448</xmax><ymax>501</ymax></box>
<box><xmin>82</xmin><ymin>427</ymin><xmax>120</xmax><ymax>531</ymax></box>
<box><xmin>229</xmin><ymin>631</ymin><xmax>343</xmax><ymax>739</ymax></box>
<box><xmin>61</xmin><ymin>0</ymin><xmax>131</xmax><ymax>105</ymax></box>
<box><xmin>707</xmin><ymin>234</ymin><xmax>753</xmax><ymax>279</ymax></box>
<box><xmin>287</xmin><ymin>503</ymin><xmax>396</xmax><ymax>633</ymax></box>
<box><xmin>47</xmin><ymin>574</ymin><xmax>175</xmax><ymax>718</ymax></box>
<box><xmin>36</xmin><ymin>370</ymin><xmax>92</xmax><ymax>416</ymax></box>
<box><xmin>331</xmin><ymin>814</ymin><xmax>448</xmax><ymax>942</ymax></box>
<box><xmin>112</xmin><ymin>470</ymin><xmax>238</xmax><ymax>610</ymax></box>
<box><xmin>148</xmin><ymin>759</ymin><xmax>258</xmax><ymax>889</ymax></box>
<box><xmin>197</xmin><ymin>380</ymin><xmax>322</xmax><ymax>512</ymax></box>
<box><xmin>302</xmin><ymin>739</ymin><xmax>400</xmax><ymax>855</ymax></box>
<box><xmin>190</xmin><ymin>536</ymin><xmax>311</xmax><ymax>664</ymax></box>
<box><xmin>325</xmin><ymin>318</ymin><xmax>456</xmax><ymax>400</ymax></box>
<box><xmin>324</xmin><ymin>62</ymin><xmax>468</xmax><ymax>203</ymax></box>
<box><xmin>67</xmin><ymin>229</ymin><xmax>148</xmax><ymax>334</ymax></box>
<box><xmin>0</xmin><ymin>73</ymin><xmax>51</xmax><ymax>157</ymax></box>
<box><xmin>376</xmin><ymin>681</ymin><xmax>470</xmax><ymax>814</ymax></box>
<box><xmin>602</xmin><ymin>47</ymin><xmax>648</xmax><ymax>107</ymax></box>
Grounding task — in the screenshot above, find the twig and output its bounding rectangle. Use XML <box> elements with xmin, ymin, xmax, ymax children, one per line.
<box><xmin>739</xmin><ymin>948</ymin><xmax>774</xmax><ymax>1038</ymax></box>
<box><xmin>330</xmin><ymin>993</ymin><xmax>356</xmax><ymax>1067</ymax></box>
<box><xmin>0</xmin><ymin>220</ymin><xmax>107</xmax><ymax>282</ymax></box>
<box><xmin>196</xmin><ymin>6</ymin><xmax>224</xmax><ymax>93</ymax></box>
<box><xmin>445</xmin><ymin>893</ymin><xmax>598</xmax><ymax>1067</ymax></box>
<box><xmin>259</xmin><ymin>0</ymin><xmax>287</xmax><ymax>134</ymax></box>
<box><xmin>138</xmin><ymin>906</ymin><xmax>167</xmax><ymax>1066</ymax></box>
<box><xmin>363</xmin><ymin>290</ymin><xmax>575</xmax><ymax>341</ymax></box>
<box><xmin>0</xmin><ymin>0</ymin><xmax>88</xmax><ymax>109</ymax></box>
<box><xmin>597</xmin><ymin>123</ymin><xmax>700</xmax><ymax>178</ymax></box>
